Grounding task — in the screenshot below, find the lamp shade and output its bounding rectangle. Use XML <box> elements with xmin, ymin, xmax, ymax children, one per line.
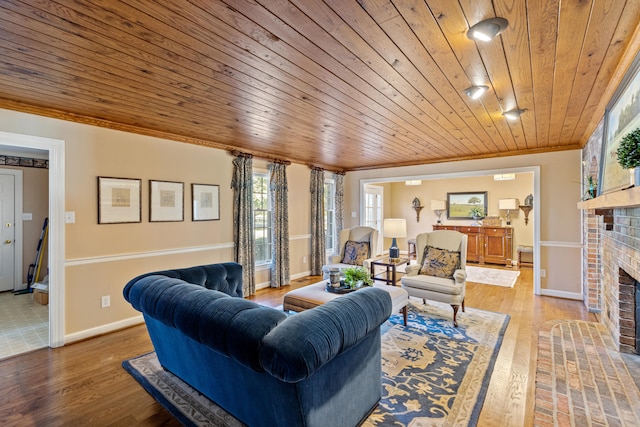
<box><xmin>430</xmin><ymin>200</ymin><xmax>446</xmax><ymax>211</ymax></box>
<box><xmin>383</xmin><ymin>218</ymin><xmax>407</xmax><ymax>238</ymax></box>
<box><xmin>498</xmin><ymin>198</ymin><xmax>518</xmax><ymax>210</ymax></box>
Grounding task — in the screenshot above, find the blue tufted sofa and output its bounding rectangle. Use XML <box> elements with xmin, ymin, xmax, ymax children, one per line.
<box><xmin>123</xmin><ymin>262</ymin><xmax>392</xmax><ymax>427</ymax></box>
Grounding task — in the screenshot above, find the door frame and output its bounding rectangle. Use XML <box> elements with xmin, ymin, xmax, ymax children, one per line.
<box><xmin>0</xmin><ymin>169</ymin><xmax>23</xmax><ymax>291</ymax></box>
<box><xmin>0</xmin><ymin>131</ymin><xmax>65</xmax><ymax>347</ymax></box>
<box><xmin>360</xmin><ymin>166</ymin><xmax>541</xmax><ymax>295</ymax></box>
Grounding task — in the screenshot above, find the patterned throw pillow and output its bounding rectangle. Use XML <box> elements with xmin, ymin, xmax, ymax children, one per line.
<box><xmin>419</xmin><ymin>245</ymin><xmax>461</xmax><ymax>278</ymax></box>
<box><xmin>341</xmin><ymin>240</ymin><xmax>370</xmax><ymax>265</ymax></box>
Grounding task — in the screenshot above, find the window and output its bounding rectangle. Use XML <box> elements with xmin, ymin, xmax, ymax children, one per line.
<box><xmin>324</xmin><ymin>179</ymin><xmax>336</xmax><ymax>253</ymax></box>
<box><xmin>253</xmin><ymin>172</ymin><xmax>271</xmax><ymax>265</ymax></box>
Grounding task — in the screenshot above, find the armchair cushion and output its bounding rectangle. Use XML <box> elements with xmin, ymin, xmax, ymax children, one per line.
<box><xmin>419</xmin><ymin>245</ymin><xmax>461</xmax><ymax>278</ymax></box>
<box><xmin>341</xmin><ymin>240</ymin><xmax>370</xmax><ymax>266</ymax></box>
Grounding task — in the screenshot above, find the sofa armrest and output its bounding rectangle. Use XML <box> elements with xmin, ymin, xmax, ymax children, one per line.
<box><xmin>454</xmin><ymin>269</ymin><xmax>467</xmax><ymax>284</ymax></box>
<box><xmin>328</xmin><ymin>254</ymin><xmax>342</xmax><ymax>264</ymax></box>
<box><xmin>260</xmin><ymin>287</ymin><xmax>392</xmax><ymax>383</ymax></box>
<box><xmin>405</xmin><ymin>264</ymin><xmax>421</xmax><ymax>276</ymax></box>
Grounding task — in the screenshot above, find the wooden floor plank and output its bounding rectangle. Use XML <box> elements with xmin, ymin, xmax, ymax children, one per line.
<box><xmin>0</xmin><ymin>267</ymin><xmax>593</xmax><ymax>426</ymax></box>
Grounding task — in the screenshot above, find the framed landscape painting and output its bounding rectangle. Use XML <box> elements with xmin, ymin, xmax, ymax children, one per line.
<box><xmin>599</xmin><ymin>54</ymin><xmax>640</xmax><ymax>195</ymax></box>
<box><xmin>447</xmin><ymin>191</ymin><xmax>487</xmax><ymax>219</ymax></box>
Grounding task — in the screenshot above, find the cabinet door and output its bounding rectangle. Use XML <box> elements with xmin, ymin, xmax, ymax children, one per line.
<box><xmin>458</xmin><ymin>226</ymin><xmax>481</xmax><ymax>263</ymax></box>
<box><xmin>483</xmin><ymin>228</ymin><xmax>512</xmax><ymax>265</ymax></box>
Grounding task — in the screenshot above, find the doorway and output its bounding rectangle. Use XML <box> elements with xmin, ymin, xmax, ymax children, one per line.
<box><xmin>0</xmin><ymin>131</ymin><xmax>65</xmax><ymax>349</ymax></box>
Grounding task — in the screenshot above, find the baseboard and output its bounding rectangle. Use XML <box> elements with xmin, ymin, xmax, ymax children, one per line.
<box><xmin>256</xmin><ymin>270</ymin><xmax>312</xmax><ymax>290</ymax></box>
<box><xmin>65</xmin><ymin>315</ymin><xmax>144</xmax><ymax>344</ymax></box>
<box><xmin>539</xmin><ymin>289</ymin><xmax>583</xmax><ymax>300</ymax></box>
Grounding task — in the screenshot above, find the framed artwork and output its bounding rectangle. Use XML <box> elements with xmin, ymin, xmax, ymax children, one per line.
<box><xmin>192</xmin><ymin>183</ymin><xmax>220</xmax><ymax>221</ymax></box>
<box><xmin>97</xmin><ymin>177</ymin><xmax>142</xmax><ymax>224</ymax></box>
<box><xmin>599</xmin><ymin>54</ymin><xmax>640</xmax><ymax>195</ymax></box>
<box><xmin>150</xmin><ymin>180</ymin><xmax>184</xmax><ymax>222</ymax></box>
<box><xmin>447</xmin><ymin>191</ymin><xmax>488</xmax><ymax>219</ymax></box>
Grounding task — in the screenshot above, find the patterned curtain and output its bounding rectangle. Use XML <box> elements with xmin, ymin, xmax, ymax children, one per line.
<box><xmin>310</xmin><ymin>168</ymin><xmax>325</xmax><ymax>275</ymax></box>
<box><xmin>231</xmin><ymin>154</ymin><xmax>255</xmax><ymax>296</ymax></box>
<box><xmin>334</xmin><ymin>172</ymin><xmax>345</xmax><ymax>256</ymax></box>
<box><xmin>269</xmin><ymin>162</ymin><xmax>289</xmax><ymax>288</ymax></box>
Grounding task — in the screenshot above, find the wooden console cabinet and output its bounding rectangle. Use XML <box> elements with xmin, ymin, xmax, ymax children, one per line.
<box><xmin>432</xmin><ymin>225</ymin><xmax>513</xmax><ymax>266</ymax></box>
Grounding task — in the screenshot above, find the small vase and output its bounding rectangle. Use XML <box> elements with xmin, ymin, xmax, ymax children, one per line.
<box><xmin>633</xmin><ymin>167</ymin><xmax>640</xmax><ymax>187</ymax></box>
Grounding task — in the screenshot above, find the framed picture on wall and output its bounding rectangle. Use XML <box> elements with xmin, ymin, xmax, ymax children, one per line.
<box><xmin>192</xmin><ymin>183</ymin><xmax>220</xmax><ymax>221</ymax></box>
<box><xmin>447</xmin><ymin>191</ymin><xmax>487</xmax><ymax>219</ymax></box>
<box><xmin>150</xmin><ymin>180</ymin><xmax>184</xmax><ymax>222</ymax></box>
<box><xmin>97</xmin><ymin>176</ymin><xmax>142</xmax><ymax>224</ymax></box>
<box><xmin>599</xmin><ymin>53</ymin><xmax>640</xmax><ymax>195</ymax></box>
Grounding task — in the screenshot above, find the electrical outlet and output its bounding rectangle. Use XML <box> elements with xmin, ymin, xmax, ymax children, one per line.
<box><xmin>303</xmin><ymin>255</ymin><xmax>307</xmax><ymax>264</ymax></box>
<box><xmin>540</xmin><ymin>269</ymin><xmax>546</xmax><ymax>278</ymax></box>
<box><xmin>101</xmin><ymin>295</ymin><xmax>110</xmax><ymax>308</ymax></box>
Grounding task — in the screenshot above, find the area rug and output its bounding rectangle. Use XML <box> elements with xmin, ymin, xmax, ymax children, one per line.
<box><xmin>534</xmin><ymin>320</ymin><xmax>640</xmax><ymax>426</ymax></box>
<box><xmin>123</xmin><ymin>301</ymin><xmax>510</xmax><ymax>427</ymax></box>
<box><xmin>465</xmin><ymin>266</ymin><xmax>520</xmax><ymax>288</ymax></box>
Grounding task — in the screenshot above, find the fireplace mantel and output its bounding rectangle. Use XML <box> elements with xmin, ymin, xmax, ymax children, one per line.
<box><xmin>577</xmin><ymin>186</ymin><xmax>640</xmax><ymax>210</ymax></box>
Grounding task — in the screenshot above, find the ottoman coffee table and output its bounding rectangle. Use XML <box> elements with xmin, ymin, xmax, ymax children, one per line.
<box><xmin>283</xmin><ymin>281</ymin><xmax>409</xmax><ymax>325</ymax></box>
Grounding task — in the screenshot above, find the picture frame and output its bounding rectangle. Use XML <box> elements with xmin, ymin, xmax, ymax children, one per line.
<box><xmin>97</xmin><ymin>176</ymin><xmax>142</xmax><ymax>224</ymax></box>
<box><xmin>447</xmin><ymin>191</ymin><xmax>488</xmax><ymax>219</ymax></box>
<box><xmin>150</xmin><ymin>180</ymin><xmax>184</xmax><ymax>222</ymax></box>
<box><xmin>192</xmin><ymin>183</ymin><xmax>220</xmax><ymax>221</ymax></box>
<box><xmin>599</xmin><ymin>53</ymin><xmax>640</xmax><ymax>195</ymax></box>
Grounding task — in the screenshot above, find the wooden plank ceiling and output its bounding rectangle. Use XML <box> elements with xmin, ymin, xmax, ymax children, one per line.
<box><xmin>0</xmin><ymin>0</ymin><xmax>639</xmax><ymax>171</ymax></box>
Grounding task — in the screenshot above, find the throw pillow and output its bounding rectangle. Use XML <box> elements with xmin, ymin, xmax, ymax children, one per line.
<box><xmin>341</xmin><ymin>240</ymin><xmax>370</xmax><ymax>266</ymax></box>
<box><xmin>419</xmin><ymin>245</ymin><xmax>460</xmax><ymax>278</ymax></box>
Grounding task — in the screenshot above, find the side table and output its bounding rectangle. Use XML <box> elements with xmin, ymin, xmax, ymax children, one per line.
<box><xmin>370</xmin><ymin>257</ymin><xmax>409</xmax><ymax>286</ymax></box>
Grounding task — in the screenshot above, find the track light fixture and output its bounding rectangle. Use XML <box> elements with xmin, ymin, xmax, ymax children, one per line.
<box><xmin>503</xmin><ymin>109</ymin><xmax>525</xmax><ymax>120</ymax></box>
<box><xmin>467</xmin><ymin>17</ymin><xmax>509</xmax><ymax>42</ymax></box>
<box><xmin>464</xmin><ymin>85</ymin><xmax>489</xmax><ymax>100</ymax></box>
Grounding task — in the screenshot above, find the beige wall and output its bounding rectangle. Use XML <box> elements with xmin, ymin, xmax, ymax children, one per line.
<box><xmin>343</xmin><ymin>150</ymin><xmax>583</xmax><ymax>296</ymax></box>
<box><xmin>0</xmin><ymin>107</ymin><xmax>584</xmax><ymax>340</ymax></box>
<box><xmin>0</xmin><ymin>108</ymin><xmax>316</xmax><ymax>338</ymax></box>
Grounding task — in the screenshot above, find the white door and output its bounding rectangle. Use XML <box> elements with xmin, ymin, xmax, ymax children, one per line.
<box><xmin>0</xmin><ymin>173</ymin><xmax>15</xmax><ymax>291</ymax></box>
<box><xmin>363</xmin><ymin>184</ymin><xmax>384</xmax><ymax>255</ymax></box>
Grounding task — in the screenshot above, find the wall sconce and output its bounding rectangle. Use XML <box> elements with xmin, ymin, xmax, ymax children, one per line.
<box><xmin>467</xmin><ymin>17</ymin><xmax>509</xmax><ymax>41</ymax></box>
<box><xmin>464</xmin><ymin>85</ymin><xmax>489</xmax><ymax>100</ymax></box>
<box><xmin>498</xmin><ymin>198</ymin><xmax>518</xmax><ymax>225</ymax></box>
<box><xmin>412</xmin><ymin>197</ymin><xmax>424</xmax><ymax>222</ymax></box>
<box><xmin>383</xmin><ymin>218</ymin><xmax>407</xmax><ymax>259</ymax></box>
<box><xmin>430</xmin><ymin>199</ymin><xmax>446</xmax><ymax>224</ymax></box>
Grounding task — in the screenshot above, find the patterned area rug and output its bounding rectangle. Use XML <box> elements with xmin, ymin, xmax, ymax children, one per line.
<box><xmin>535</xmin><ymin>320</ymin><xmax>640</xmax><ymax>426</ymax></box>
<box><xmin>465</xmin><ymin>266</ymin><xmax>520</xmax><ymax>288</ymax></box>
<box><xmin>123</xmin><ymin>301</ymin><xmax>509</xmax><ymax>427</ymax></box>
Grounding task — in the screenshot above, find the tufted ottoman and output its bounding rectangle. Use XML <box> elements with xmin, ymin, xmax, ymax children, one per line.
<box><xmin>283</xmin><ymin>281</ymin><xmax>409</xmax><ymax>325</ymax></box>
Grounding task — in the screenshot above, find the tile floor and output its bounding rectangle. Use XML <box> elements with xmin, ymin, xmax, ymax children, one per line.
<box><xmin>0</xmin><ymin>290</ymin><xmax>48</xmax><ymax>360</ymax></box>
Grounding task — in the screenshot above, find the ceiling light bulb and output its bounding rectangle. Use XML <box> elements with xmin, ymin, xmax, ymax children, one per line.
<box><xmin>464</xmin><ymin>85</ymin><xmax>489</xmax><ymax>100</ymax></box>
<box><xmin>467</xmin><ymin>17</ymin><xmax>509</xmax><ymax>42</ymax></box>
<box><xmin>503</xmin><ymin>109</ymin><xmax>525</xmax><ymax>120</ymax></box>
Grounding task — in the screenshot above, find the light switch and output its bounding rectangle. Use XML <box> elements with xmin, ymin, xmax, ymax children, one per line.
<box><xmin>65</xmin><ymin>211</ymin><xmax>76</xmax><ymax>223</ymax></box>
<box><xmin>22</xmin><ymin>213</ymin><xmax>32</xmax><ymax>220</ymax></box>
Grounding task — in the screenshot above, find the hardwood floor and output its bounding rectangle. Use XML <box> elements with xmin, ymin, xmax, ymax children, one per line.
<box><xmin>0</xmin><ymin>268</ymin><xmax>594</xmax><ymax>426</ymax></box>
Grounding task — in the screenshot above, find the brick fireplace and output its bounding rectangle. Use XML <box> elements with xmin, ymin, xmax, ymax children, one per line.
<box><xmin>585</xmin><ymin>206</ymin><xmax>640</xmax><ymax>354</ymax></box>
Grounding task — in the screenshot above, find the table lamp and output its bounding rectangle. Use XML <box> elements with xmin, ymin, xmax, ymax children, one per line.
<box><xmin>430</xmin><ymin>200</ymin><xmax>446</xmax><ymax>224</ymax></box>
<box><xmin>498</xmin><ymin>198</ymin><xmax>518</xmax><ymax>225</ymax></box>
<box><xmin>384</xmin><ymin>218</ymin><xmax>407</xmax><ymax>259</ymax></box>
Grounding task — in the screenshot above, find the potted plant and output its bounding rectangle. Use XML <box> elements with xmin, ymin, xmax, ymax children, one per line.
<box><xmin>469</xmin><ymin>205</ymin><xmax>485</xmax><ymax>219</ymax></box>
<box><xmin>616</xmin><ymin>128</ymin><xmax>640</xmax><ymax>186</ymax></box>
<box><xmin>343</xmin><ymin>266</ymin><xmax>373</xmax><ymax>289</ymax></box>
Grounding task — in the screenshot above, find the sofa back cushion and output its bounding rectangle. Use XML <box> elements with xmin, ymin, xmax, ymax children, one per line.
<box><xmin>126</xmin><ymin>262</ymin><xmax>244</xmax><ymax>298</ymax></box>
